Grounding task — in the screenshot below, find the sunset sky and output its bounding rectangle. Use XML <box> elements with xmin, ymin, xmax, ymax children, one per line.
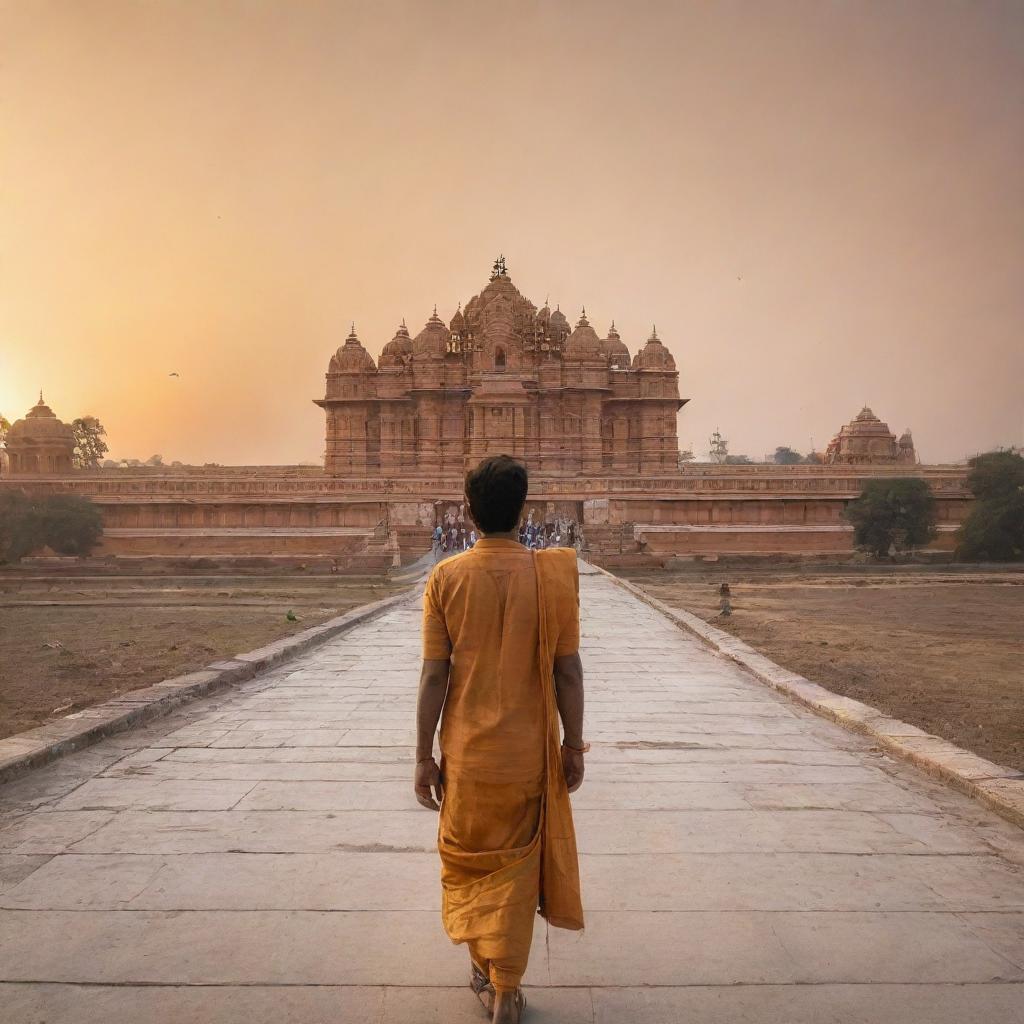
<box><xmin>2</xmin><ymin>0</ymin><xmax>1022</xmax><ymax>465</ymax></box>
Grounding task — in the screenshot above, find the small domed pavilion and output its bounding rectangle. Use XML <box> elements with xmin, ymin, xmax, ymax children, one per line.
<box><xmin>3</xmin><ymin>393</ymin><xmax>76</xmax><ymax>475</ymax></box>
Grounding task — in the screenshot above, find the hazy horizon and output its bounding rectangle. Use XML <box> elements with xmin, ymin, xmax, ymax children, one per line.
<box><xmin>2</xmin><ymin>0</ymin><xmax>1022</xmax><ymax>466</ymax></box>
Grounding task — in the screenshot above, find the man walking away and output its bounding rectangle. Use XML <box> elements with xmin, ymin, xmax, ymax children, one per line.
<box><xmin>415</xmin><ymin>454</ymin><xmax>586</xmax><ymax>1023</ymax></box>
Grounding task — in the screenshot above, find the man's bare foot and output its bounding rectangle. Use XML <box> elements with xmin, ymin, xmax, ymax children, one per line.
<box><xmin>492</xmin><ymin>987</ymin><xmax>525</xmax><ymax>1024</ymax></box>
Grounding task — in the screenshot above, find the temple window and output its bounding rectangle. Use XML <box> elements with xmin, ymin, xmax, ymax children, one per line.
<box><xmin>494</xmin><ymin>347</ymin><xmax>506</xmax><ymax>369</ymax></box>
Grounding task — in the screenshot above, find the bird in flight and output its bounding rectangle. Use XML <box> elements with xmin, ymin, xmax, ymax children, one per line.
<box><xmin>169</xmin><ymin>372</ymin><xmax>180</xmax><ymax>377</ymax></box>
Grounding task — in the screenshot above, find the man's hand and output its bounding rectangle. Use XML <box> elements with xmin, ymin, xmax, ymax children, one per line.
<box><xmin>561</xmin><ymin>745</ymin><xmax>585</xmax><ymax>794</ymax></box>
<box><xmin>414</xmin><ymin>756</ymin><xmax>444</xmax><ymax>810</ymax></box>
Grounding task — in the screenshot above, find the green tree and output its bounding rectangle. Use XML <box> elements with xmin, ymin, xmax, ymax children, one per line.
<box><xmin>804</xmin><ymin>451</ymin><xmax>823</xmax><ymax>465</ymax></box>
<box><xmin>0</xmin><ymin>491</ymin><xmax>103</xmax><ymax>562</ymax></box>
<box><xmin>38</xmin><ymin>493</ymin><xmax>104</xmax><ymax>555</ymax></box>
<box><xmin>71</xmin><ymin>416</ymin><xmax>109</xmax><ymax>469</ymax></box>
<box><xmin>845</xmin><ymin>478</ymin><xmax>937</xmax><ymax>557</ymax></box>
<box><xmin>773</xmin><ymin>446</ymin><xmax>803</xmax><ymax>465</ymax></box>
<box><xmin>0</xmin><ymin>413</ymin><xmax>10</xmax><ymax>442</ymax></box>
<box><xmin>0</xmin><ymin>490</ymin><xmax>44</xmax><ymax>563</ymax></box>
<box><xmin>956</xmin><ymin>450</ymin><xmax>1024</xmax><ymax>561</ymax></box>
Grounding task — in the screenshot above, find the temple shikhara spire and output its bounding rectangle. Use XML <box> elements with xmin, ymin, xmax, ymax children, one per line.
<box><xmin>315</xmin><ymin>260</ymin><xmax>687</xmax><ymax>476</ymax></box>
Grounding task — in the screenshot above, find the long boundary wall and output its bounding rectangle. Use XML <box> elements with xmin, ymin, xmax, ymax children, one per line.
<box><xmin>0</xmin><ymin>463</ymin><xmax>971</xmax><ymax>565</ymax></box>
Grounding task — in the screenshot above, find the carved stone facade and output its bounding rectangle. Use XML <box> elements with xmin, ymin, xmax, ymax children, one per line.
<box><xmin>315</xmin><ymin>263</ymin><xmax>686</xmax><ymax>477</ymax></box>
<box><xmin>824</xmin><ymin>407</ymin><xmax>917</xmax><ymax>466</ymax></box>
<box><xmin>3</xmin><ymin>393</ymin><xmax>76</xmax><ymax>474</ymax></box>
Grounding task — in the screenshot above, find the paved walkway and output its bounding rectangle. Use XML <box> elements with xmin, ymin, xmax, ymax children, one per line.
<box><xmin>2</xmin><ymin>567</ymin><xmax>1023</xmax><ymax>1023</ymax></box>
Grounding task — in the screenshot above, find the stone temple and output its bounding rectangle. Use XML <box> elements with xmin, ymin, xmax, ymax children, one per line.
<box><xmin>316</xmin><ymin>258</ymin><xmax>686</xmax><ymax>477</ymax></box>
<box><xmin>0</xmin><ymin>261</ymin><xmax>971</xmax><ymax>566</ymax></box>
<box><xmin>824</xmin><ymin>407</ymin><xmax>917</xmax><ymax>466</ymax></box>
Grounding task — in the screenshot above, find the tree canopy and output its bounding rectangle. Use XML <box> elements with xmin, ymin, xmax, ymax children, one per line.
<box><xmin>71</xmin><ymin>416</ymin><xmax>109</xmax><ymax>469</ymax></box>
<box><xmin>0</xmin><ymin>491</ymin><xmax>45</xmax><ymax>563</ymax></box>
<box><xmin>0</xmin><ymin>491</ymin><xmax>103</xmax><ymax>562</ymax></box>
<box><xmin>845</xmin><ymin>478</ymin><xmax>937</xmax><ymax>558</ymax></box>
<box><xmin>773</xmin><ymin>446</ymin><xmax>803</xmax><ymax>465</ymax></box>
<box><xmin>956</xmin><ymin>450</ymin><xmax>1024</xmax><ymax>562</ymax></box>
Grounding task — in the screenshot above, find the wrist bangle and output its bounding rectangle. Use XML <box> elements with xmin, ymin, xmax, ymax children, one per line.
<box><xmin>416</xmin><ymin>755</ymin><xmax>436</xmax><ymax>765</ymax></box>
<box><xmin>562</xmin><ymin>741</ymin><xmax>590</xmax><ymax>754</ymax></box>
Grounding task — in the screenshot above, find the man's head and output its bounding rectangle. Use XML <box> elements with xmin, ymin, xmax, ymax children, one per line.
<box><xmin>464</xmin><ymin>455</ymin><xmax>528</xmax><ymax>535</ymax></box>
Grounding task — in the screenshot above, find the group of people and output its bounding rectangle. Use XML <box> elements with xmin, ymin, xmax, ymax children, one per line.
<box><xmin>431</xmin><ymin>502</ymin><xmax>583</xmax><ymax>562</ymax></box>
<box><xmin>517</xmin><ymin>510</ymin><xmax>583</xmax><ymax>551</ymax></box>
<box><xmin>432</xmin><ymin>521</ymin><xmax>478</xmax><ymax>556</ymax></box>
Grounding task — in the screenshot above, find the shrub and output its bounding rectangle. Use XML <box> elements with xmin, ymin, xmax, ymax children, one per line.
<box><xmin>957</xmin><ymin>451</ymin><xmax>1024</xmax><ymax>562</ymax></box>
<box><xmin>845</xmin><ymin>478</ymin><xmax>937</xmax><ymax>558</ymax></box>
<box><xmin>0</xmin><ymin>491</ymin><xmax>103</xmax><ymax>562</ymax></box>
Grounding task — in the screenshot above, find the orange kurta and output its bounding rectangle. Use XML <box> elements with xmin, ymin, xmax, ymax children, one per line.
<box><xmin>422</xmin><ymin>538</ymin><xmax>584</xmax><ymax>990</ymax></box>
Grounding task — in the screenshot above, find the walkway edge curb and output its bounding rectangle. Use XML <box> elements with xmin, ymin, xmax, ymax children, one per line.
<box><xmin>0</xmin><ymin>587</ymin><xmax>418</xmax><ymax>787</ymax></box>
<box><xmin>590</xmin><ymin>563</ymin><xmax>1024</xmax><ymax>830</ymax></box>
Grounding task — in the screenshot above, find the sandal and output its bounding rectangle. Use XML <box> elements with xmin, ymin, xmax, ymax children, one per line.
<box><xmin>513</xmin><ymin>987</ymin><xmax>527</xmax><ymax>1022</ymax></box>
<box><xmin>470</xmin><ymin>962</ymin><xmax>495</xmax><ymax>1016</ymax></box>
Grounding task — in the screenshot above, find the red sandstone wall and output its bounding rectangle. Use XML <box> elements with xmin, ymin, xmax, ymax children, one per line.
<box><xmin>0</xmin><ymin>464</ymin><xmax>972</xmax><ymax>562</ymax></box>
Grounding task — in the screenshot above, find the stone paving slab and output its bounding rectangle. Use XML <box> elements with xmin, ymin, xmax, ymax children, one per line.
<box><xmin>2</xmin><ymin>568</ymin><xmax>1024</xmax><ymax>1022</ymax></box>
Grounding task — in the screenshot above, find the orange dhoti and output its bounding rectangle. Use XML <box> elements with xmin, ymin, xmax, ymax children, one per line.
<box><xmin>439</xmin><ymin>769</ymin><xmax>544</xmax><ymax>989</ymax></box>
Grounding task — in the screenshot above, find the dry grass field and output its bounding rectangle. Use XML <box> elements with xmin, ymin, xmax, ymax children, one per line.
<box><xmin>0</xmin><ymin>572</ymin><xmax>401</xmax><ymax>740</ymax></box>
<box><xmin>621</xmin><ymin>566</ymin><xmax>1024</xmax><ymax>772</ymax></box>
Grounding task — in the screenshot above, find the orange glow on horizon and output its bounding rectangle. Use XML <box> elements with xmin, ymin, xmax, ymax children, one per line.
<box><xmin>2</xmin><ymin>1</ymin><xmax>1022</xmax><ymax>465</ymax></box>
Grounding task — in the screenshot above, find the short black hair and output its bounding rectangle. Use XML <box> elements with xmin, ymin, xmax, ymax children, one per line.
<box><xmin>464</xmin><ymin>455</ymin><xmax>528</xmax><ymax>534</ymax></box>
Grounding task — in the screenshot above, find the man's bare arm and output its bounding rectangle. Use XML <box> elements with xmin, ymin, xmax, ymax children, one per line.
<box><xmin>554</xmin><ymin>652</ymin><xmax>585</xmax><ymax>792</ymax></box>
<box><xmin>414</xmin><ymin>658</ymin><xmax>449</xmax><ymax>810</ymax></box>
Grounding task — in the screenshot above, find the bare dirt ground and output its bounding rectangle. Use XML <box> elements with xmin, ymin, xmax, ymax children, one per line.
<box><xmin>0</xmin><ymin>572</ymin><xmax>400</xmax><ymax>740</ymax></box>
<box><xmin>620</xmin><ymin>566</ymin><xmax>1024</xmax><ymax>772</ymax></box>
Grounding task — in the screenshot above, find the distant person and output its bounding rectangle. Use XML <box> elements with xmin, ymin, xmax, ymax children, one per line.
<box><xmin>719</xmin><ymin>581</ymin><xmax>732</xmax><ymax>617</ymax></box>
<box><xmin>416</xmin><ymin>454</ymin><xmax>585</xmax><ymax>1024</ymax></box>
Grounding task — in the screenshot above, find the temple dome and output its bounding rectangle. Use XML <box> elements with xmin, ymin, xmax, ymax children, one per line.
<box><xmin>633</xmin><ymin>327</ymin><xmax>676</xmax><ymax>370</ymax></box>
<box><xmin>330</xmin><ymin>327</ymin><xmax>377</xmax><ymax>374</ymax></box>
<box><xmin>6</xmin><ymin>394</ymin><xmax>76</xmax><ymax>444</ymax></box>
<box><xmin>378</xmin><ymin>322</ymin><xmax>413</xmax><ymax>369</ymax></box>
<box><xmin>564</xmin><ymin>310</ymin><xmax>602</xmax><ymax>361</ymax></box>
<box><xmin>449</xmin><ymin>306</ymin><xmax>465</xmax><ymax>332</ymax></box>
<box><xmin>4</xmin><ymin>393</ymin><xmax>76</xmax><ymax>474</ymax></box>
<box><xmin>412</xmin><ymin>310</ymin><xmax>451</xmax><ymax>359</ymax></box>
<box><xmin>602</xmin><ymin>322</ymin><xmax>631</xmax><ymax>367</ymax></box>
<box><xmin>824</xmin><ymin>406</ymin><xmax>912</xmax><ymax>464</ymax></box>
